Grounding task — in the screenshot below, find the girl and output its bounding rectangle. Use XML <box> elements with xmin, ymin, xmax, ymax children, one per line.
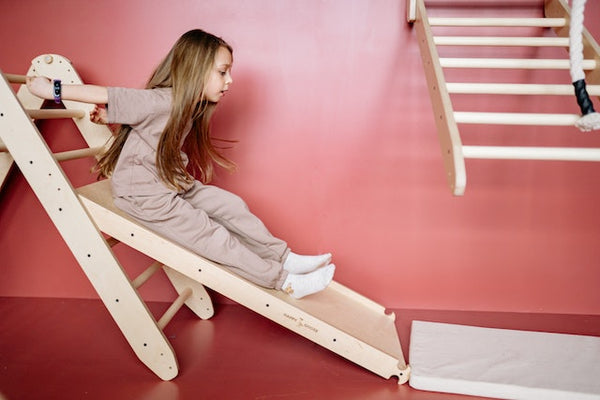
<box><xmin>26</xmin><ymin>29</ymin><xmax>335</xmax><ymax>299</ymax></box>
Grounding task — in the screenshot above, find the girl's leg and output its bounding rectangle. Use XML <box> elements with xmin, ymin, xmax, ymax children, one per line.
<box><xmin>182</xmin><ymin>182</ymin><xmax>289</xmax><ymax>263</ymax></box>
<box><xmin>182</xmin><ymin>182</ymin><xmax>333</xmax><ymax>273</ymax></box>
<box><xmin>114</xmin><ymin>193</ymin><xmax>288</xmax><ymax>289</ymax></box>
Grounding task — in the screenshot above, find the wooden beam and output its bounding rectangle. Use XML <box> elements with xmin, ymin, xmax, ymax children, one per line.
<box><xmin>413</xmin><ymin>0</ymin><xmax>466</xmax><ymax>195</ymax></box>
<box><xmin>447</xmin><ymin>82</ymin><xmax>600</xmax><ymax>96</ymax></box>
<box><xmin>53</xmin><ymin>146</ymin><xmax>103</xmax><ymax>162</ymax></box>
<box><xmin>440</xmin><ymin>58</ymin><xmax>597</xmax><ymax>70</ymax></box>
<box><xmin>131</xmin><ymin>261</ymin><xmax>163</xmax><ymax>289</ymax></box>
<box><xmin>157</xmin><ymin>288</ymin><xmax>193</xmax><ymax>330</ymax></box>
<box><xmin>27</xmin><ymin>109</ymin><xmax>86</xmax><ymax>119</ymax></box>
<box><xmin>454</xmin><ymin>112</ymin><xmax>580</xmax><ymax>126</ymax></box>
<box><xmin>3</xmin><ymin>73</ymin><xmax>26</xmax><ymax>84</ymax></box>
<box><xmin>428</xmin><ymin>17</ymin><xmax>566</xmax><ymax>27</ymax></box>
<box><xmin>434</xmin><ymin>36</ymin><xmax>569</xmax><ymax>47</ymax></box>
<box><xmin>463</xmin><ymin>146</ymin><xmax>600</xmax><ymax>161</ymax></box>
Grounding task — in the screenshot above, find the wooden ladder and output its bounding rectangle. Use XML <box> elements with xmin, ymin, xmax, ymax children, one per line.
<box><xmin>0</xmin><ymin>55</ymin><xmax>410</xmax><ymax>382</ymax></box>
<box><xmin>0</xmin><ymin>55</ymin><xmax>214</xmax><ymax>380</ymax></box>
<box><xmin>407</xmin><ymin>0</ymin><xmax>600</xmax><ymax>195</ymax></box>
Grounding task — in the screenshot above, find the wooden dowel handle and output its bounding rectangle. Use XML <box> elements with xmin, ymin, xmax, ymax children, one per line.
<box><xmin>463</xmin><ymin>146</ymin><xmax>600</xmax><ymax>161</ymax></box>
<box><xmin>454</xmin><ymin>112</ymin><xmax>579</xmax><ymax>126</ymax></box>
<box><xmin>105</xmin><ymin>237</ymin><xmax>121</xmax><ymax>247</ymax></box>
<box><xmin>440</xmin><ymin>58</ymin><xmax>598</xmax><ymax>70</ymax></box>
<box><xmin>2</xmin><ymin>144</ymin><xmax>101</xmax><ymax>159</ymax></box>
<box><xmin>27</xmin><ymin>109</ymin><xmax>87</xmax><ymax>120</ymax></box>
<box><xmin>131</xmin><ymin>261</ymin><xmax>163</xmax><ymax>289</ymax></box>
<box><xmin>446</xmin><ymin>83</ymin><xmax>600</xmax><ymax>96</ymax></box>
<box><xmin>428</xmin><ymin>17</ymin><xmax>566</xmax><ymax>27</ymax></box>
<box><xmin>434</xmin><ymin>36</ymin><xmax>569</xmax><ymax>47</ymax></box>
<box><xmin>3</xmin><ymin>73</ymin><xmax>27</xmax><ymax>84</ymax></box>
<box><xmin>53</xmin><ymin>146</ymin><xmax>103</xmax><ymax>162</ymax></box>
<box><xmin>157</xmin><ymin>287</ymin><xmax>193</xmax><ymax>330</ymax></box>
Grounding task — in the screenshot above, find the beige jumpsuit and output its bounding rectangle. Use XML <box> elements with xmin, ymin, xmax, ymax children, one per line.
<box><xmin>107</xmin><ymin>87</ymin><xmax>289</xmax><ymax>289</ymax></box>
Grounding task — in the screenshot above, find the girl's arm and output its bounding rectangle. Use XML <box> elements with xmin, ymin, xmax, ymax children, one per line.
<box><xmin>26</xmin><ymin>76</ymin><xmax>108</xmax><ymax>105</ymax></box>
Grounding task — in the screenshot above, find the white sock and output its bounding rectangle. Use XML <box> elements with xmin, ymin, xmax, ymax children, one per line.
<box><xmin>283</xmin><ymin>251</ymin><xmax>332</xmax><ymax>274</ymax></box>
<box><xmin>281</xmin><ymin>264</ymin><xmax>335</xmax><ymax>299</ymax></box>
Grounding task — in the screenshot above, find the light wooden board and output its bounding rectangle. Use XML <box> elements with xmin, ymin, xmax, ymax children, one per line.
<box><xmin>413</xmin><ymin>0</ymin><xmax>466</xmax><ymax>196</ymax></box>
<box><xmin>409</xmin><ymin>321</ymin><xmax>600</xmax><ymax>399</ymax></box>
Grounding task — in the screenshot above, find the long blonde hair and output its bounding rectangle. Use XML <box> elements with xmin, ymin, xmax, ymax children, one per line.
<box><xmin>96</xmin><ymin>29</ymin><xmax>236</xmax><ymax>189</ymax></box>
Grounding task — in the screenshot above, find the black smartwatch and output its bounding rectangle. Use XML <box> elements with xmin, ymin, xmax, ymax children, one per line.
<box><xmin>53</xmin><ymin>79</ymin><xmax>62</xmax><ymax>104</ymax></box>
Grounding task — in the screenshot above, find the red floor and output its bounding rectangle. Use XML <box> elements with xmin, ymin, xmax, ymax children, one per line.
<box><xmin>1</xmin><ymin>296</ymin><xmax>599</xmax><ymax>400</ymax></box>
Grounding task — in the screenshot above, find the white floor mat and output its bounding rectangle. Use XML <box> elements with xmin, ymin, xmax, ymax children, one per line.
<box><xmin>409</xmin><ymin>320</ymin><xmax>600</xmax><ymax>400</ymax></box>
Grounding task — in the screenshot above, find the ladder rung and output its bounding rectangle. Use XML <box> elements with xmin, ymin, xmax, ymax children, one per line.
<box><xmin>454</xmin><ymin>112</ymin><xmax>579</xmax><ymax>126</ymax></box>
<box><xmin>3</xmin><ymin>73</ymin><xmax>27</xmax><ymax>84</ymax></box>
<box><xmin>105</xmin><ymin>237</ymin><xmax>121</xmax><ymax>247</ymax></box>
<box><xmin>131</xmin><ymin>261</ymin><xmax>163</xmax><ymax>289</ymax></box>
<box><xmin>434</xmin><ymin>36</ymin><xmax>569</xmax><ymax>47</ymax></box>
<box><xmin>463</xmin><ymin>146</ymin><xmax>600</xmax><ymax>161</ymax></box>
<box><xmin>447</xmin><ymin>83</ymin><xmax>600</xmax><ymax>96</ymax></box>
<box><xmin>428</xmin><ymin>17</ymin><xmax>567</xmax><ymax>27</ymax></box>
<box><xmin>440</xmin><ymin>58</ymin><xmax>598</xmax><ymax>70</ymax></box>
<box><xmin>53</xmin><ymin>146</ymin><xmax>103</xmax><ymax>162</ymax></box>
<box><xmin>1</xmin><ymin>145</ymin><xmax>102</xmax><ymax>160</ymax></box>
<box><xmin>157</xmin><ymin>287</ymin><xmax>193</xmax><ymax>330</ymax></box>
<box><xmin>27</xmin><ymin>109</ymin><xmax>86</xmax><ymax>119</ymax></box>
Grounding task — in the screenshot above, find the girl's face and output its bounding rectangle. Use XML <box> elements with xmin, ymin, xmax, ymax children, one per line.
<box><xmin>205</xmin><ymin>46</ymin><xmax>233</xmax><ymax>103</ymax></box>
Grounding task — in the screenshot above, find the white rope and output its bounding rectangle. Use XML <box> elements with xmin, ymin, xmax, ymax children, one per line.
<box><xmin>569</xmin><ymin>0</ymin><xmax>600</xmax><ymax>131</ymax></box>
<box><xmin>569</xmin><ymin>0</ymin><xmax>586</xmax><ymax>82</ymax></box>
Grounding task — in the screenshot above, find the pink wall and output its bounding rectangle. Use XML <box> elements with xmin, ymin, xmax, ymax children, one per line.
<box><xmin>1</xmin><ymin>0</ymin><xmax>599</xmax><ymax>314</ymax></box>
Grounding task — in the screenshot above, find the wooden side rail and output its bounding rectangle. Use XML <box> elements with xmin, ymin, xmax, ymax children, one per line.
<box><xmin>412</xmin><ymin>0</ymin><xmax>466</xmax><ymax>195</ymax></box>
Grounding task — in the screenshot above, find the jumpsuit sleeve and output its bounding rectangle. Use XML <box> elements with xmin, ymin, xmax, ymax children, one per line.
<box><xmin>106</xmin><ymin>87</ymin><xmax>171</xmax><ymax>126</ymax></box>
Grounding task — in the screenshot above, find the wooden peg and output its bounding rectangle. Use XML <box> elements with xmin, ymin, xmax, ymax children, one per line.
<box><xmin>27</xmin><ymin>109</ymin><xmax>86</xmax><ymax>120</ymax></box>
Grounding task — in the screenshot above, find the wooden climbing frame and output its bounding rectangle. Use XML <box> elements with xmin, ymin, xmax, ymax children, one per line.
<box><xmin>0</xmin><ymin>54</ymin><xmax>409</xmax><ymax>382</ymax></box>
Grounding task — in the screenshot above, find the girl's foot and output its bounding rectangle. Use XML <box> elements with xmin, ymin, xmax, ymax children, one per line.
<box><xmin>283</xmin><ymin>252</ymin><xmax>332</xmax><ymax>274</ymax></box>
<box><xmin>281</xmin><ymin>264</ymin><xmax>335</xmax><ymax>299</ymax></box>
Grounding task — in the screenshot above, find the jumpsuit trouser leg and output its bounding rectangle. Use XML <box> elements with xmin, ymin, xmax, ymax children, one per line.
<box><xmin>114</xmin><ymin>182</ymin><xmax>289</xmax><ymax>290</ymax></box>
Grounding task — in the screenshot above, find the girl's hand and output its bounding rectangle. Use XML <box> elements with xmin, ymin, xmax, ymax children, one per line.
<box><xmin>90</xmin><ymin>105</ymin><xmax>108</xmax><ymax>124</ymax></box>
<box><xmin>26</xmin><ymin>76</ymin><xmax>53</xmax><ymax>100</ymax></box>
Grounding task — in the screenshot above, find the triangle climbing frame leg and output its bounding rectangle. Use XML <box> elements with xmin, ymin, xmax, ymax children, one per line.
<box><xmin>0</xmin><ymin>56</ymin><xmax>209</xmax><ymax>380</ymax></box>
